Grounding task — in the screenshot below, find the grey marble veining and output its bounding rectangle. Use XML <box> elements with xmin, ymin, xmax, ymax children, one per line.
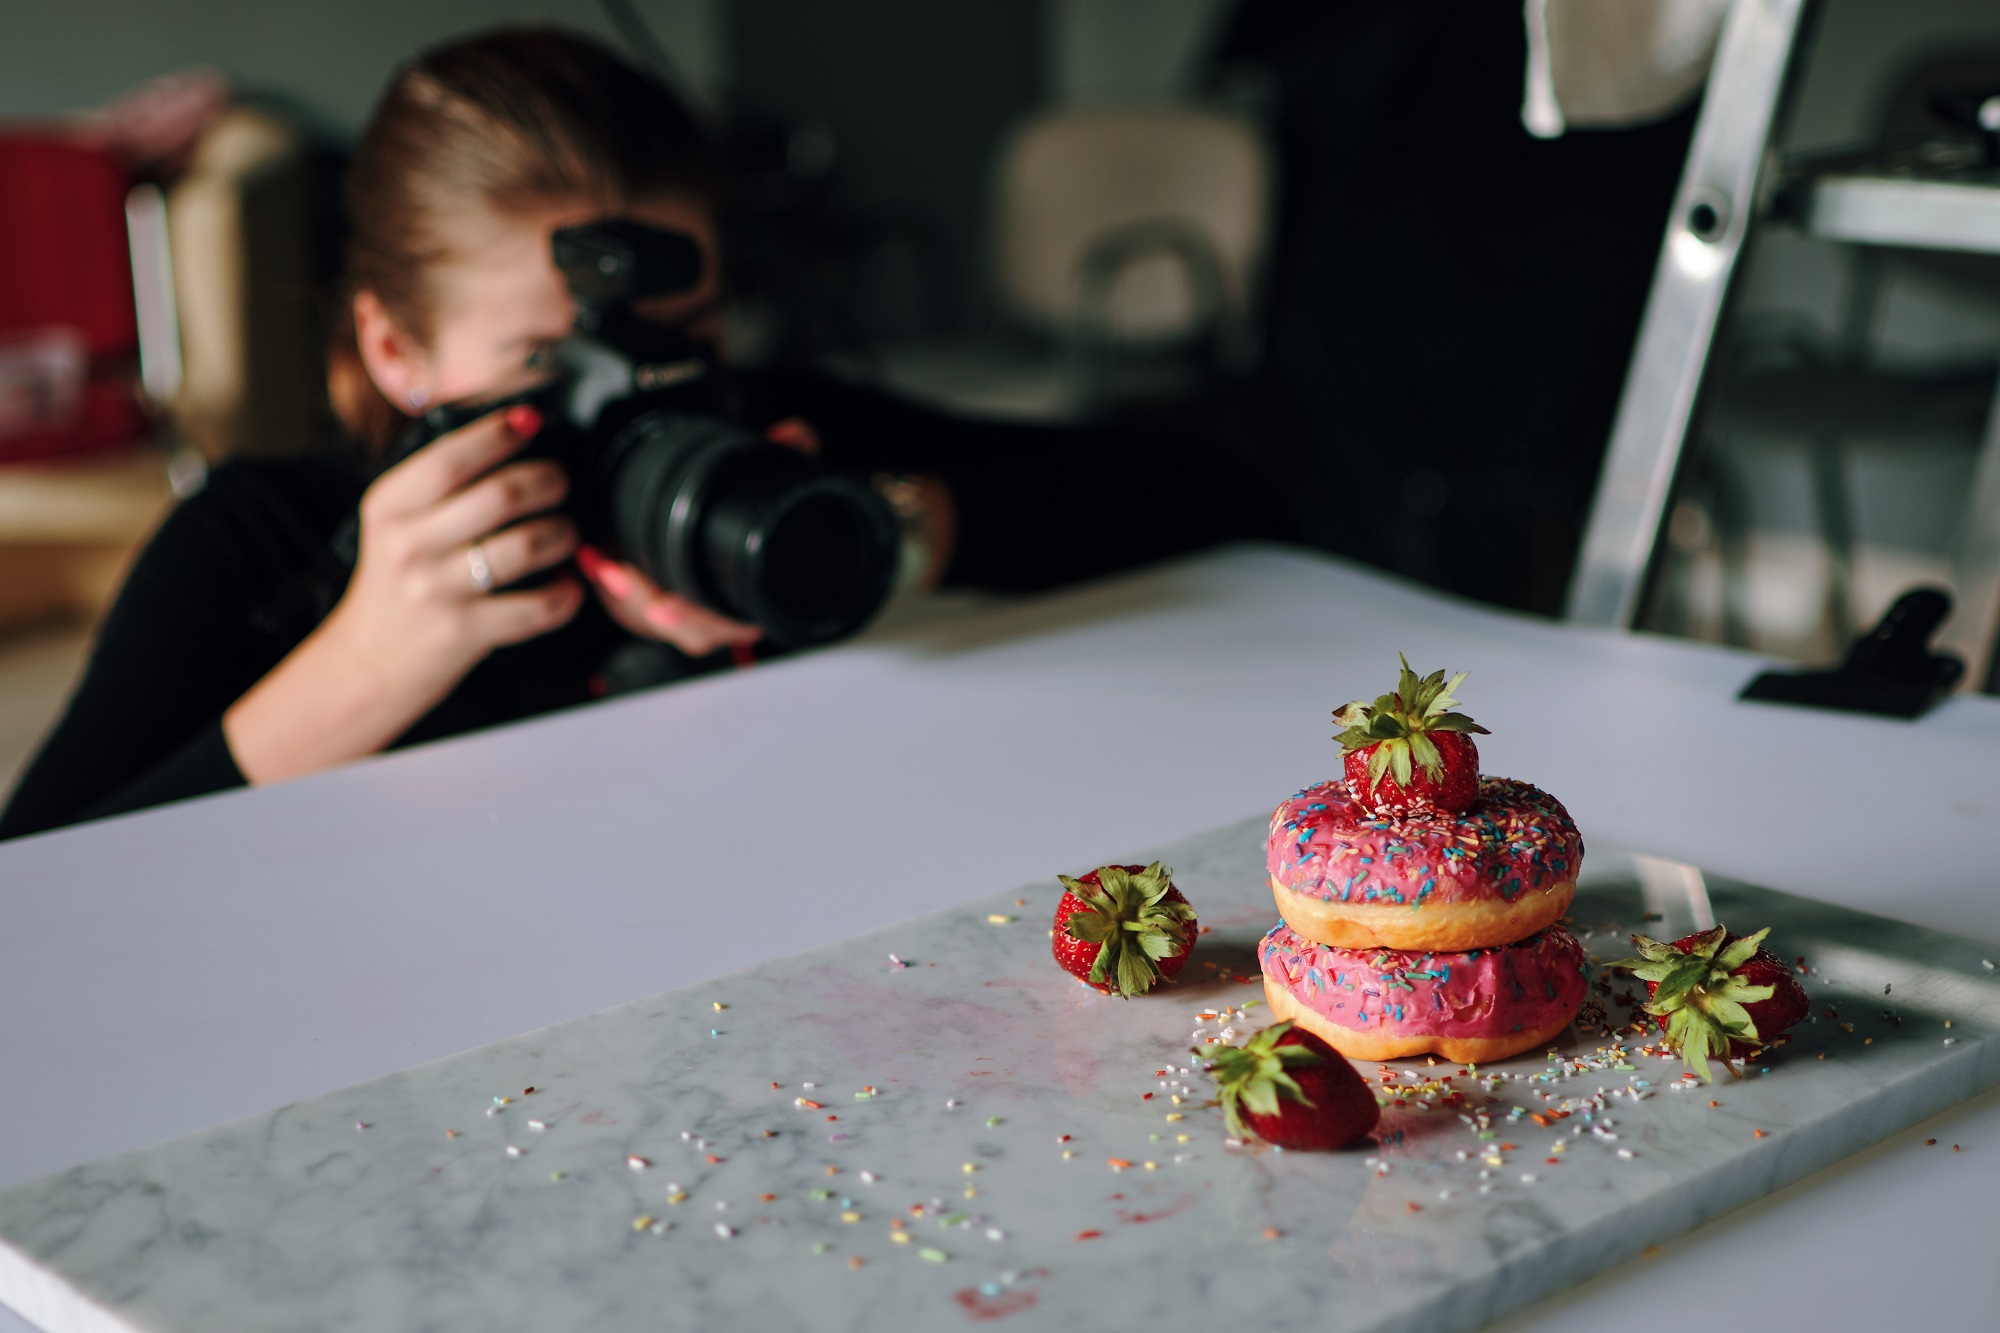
<box><xmin>3</xmin><ymin>817</ymin><xmax>1997</xmax><ymax>1333</ymax></box>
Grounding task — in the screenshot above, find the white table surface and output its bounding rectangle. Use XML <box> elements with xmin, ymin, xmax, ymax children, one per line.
<box><xmin>4</xmin><ymin>545</ymin><xmax>1996</xmax><ymax>1331</ymax></box>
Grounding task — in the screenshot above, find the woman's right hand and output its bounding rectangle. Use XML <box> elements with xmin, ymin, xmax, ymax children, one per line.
<box><xmin>223</xmin><ymin>404</ymin><xmax>584</xmax><ymax>784</ymax></box>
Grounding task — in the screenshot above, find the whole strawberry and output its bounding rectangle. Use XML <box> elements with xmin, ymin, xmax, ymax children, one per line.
<box><xmin>1614</xmin><ymin>925</ymin><xmax>1809</xmax><ymax>1081</ymax></box>
<box><xmin>1333</xmin><ymin>655</ymin><xmax>1490</xmax><ymax>817</ymax></box>
<box><xmin>1205</xmin><ymin>1021</ymin><xmax>1378</xmax><ymax>1149</ymax></box>
<box><xmin>1052</xmin><ymin>862</ymin><xmax>1197</xmax><ymax>998</ymax></box>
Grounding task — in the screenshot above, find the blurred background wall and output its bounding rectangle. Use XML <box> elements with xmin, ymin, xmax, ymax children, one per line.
<box><xmin>4</xmin><ymin>0</ymin><xmax>2000</xmax><ymax>802</ymax></box>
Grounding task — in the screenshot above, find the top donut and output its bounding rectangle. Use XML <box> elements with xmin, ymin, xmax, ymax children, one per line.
<box><xmin>1266</xmin><ymin>657</ymin><xmax>1584</xmax><ymax>952</ymax></box>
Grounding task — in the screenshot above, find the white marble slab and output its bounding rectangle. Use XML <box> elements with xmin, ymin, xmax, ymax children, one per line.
<box><xmin>3</xmin><ymin>816</ymin><xmax>1997</xmax><ymax>1333</ymax></box>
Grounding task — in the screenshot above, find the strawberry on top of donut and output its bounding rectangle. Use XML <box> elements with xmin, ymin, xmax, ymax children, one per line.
<box><xmin>1613</xmin><ymin>926</ymin><xmax>1809</xmax><ymax>1082</ymax></box>
<box><xmin>1052</xmin><ymin>862</ymin><xmax>1197</xmax><ymax>998</ymax></box>
<box><xmin>1334</xmin><ymin>656</ymin><xmax>1491</xmax><ymax>817</ymax></box>
<box><xmin>1204</xmin><ymin>1020</ymin><xmax>1378</xmax><ymax>1149</ymax></box>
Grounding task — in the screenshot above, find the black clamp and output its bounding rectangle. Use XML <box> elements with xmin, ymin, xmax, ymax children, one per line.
<box><xmin>1740</xmin><ymin>587</ymin><xmax>1964</xmax><ymax>719</ymax></box>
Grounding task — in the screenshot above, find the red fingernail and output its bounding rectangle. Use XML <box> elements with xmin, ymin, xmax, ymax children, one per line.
<box><xmin>764</xmin><ymin>418</ymin><xmax>820</xmax><ymax>455</ymax></box>
<box><xmin>574</xmin><ymin>545</ymin><xmax>634</xmax><ymax>598</ymax></box>
<box><xmin>506</xmin><ymin>404</ymin><xmax>543</xmax><ymax>438</ymax></box>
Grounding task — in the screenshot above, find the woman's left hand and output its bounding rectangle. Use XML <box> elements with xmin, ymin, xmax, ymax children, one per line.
<box><xmin>575</xmin><ymin>418</ymin><xmax>823</xmax><ymax>656</ymax></box>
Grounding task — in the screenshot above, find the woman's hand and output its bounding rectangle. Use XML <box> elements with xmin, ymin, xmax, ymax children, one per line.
<box><xmin>224</xmin><ymin>404</ymin><xmax>582</xmax><ymax>783</ymax></box>
<box><xmin>573</xmin><ymin>545</ymin><xmax>761</xmax><ymax>657</ymax></box>
<box><xmin>570</xmin><ymin>418</ymin><xmax>824</xmax><ymax>657</ymax></box>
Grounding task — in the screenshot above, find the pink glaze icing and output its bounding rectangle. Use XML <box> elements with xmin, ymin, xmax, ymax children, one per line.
<box><xmin>1260</xmin><ymin>922</ymin><xmax>1588</xmax><ymax>1041</ymax></box>
<box><xmin>1267</xmin><ymin>776</ymin><xmax>1582</xmax><ymax>910</ymax></box>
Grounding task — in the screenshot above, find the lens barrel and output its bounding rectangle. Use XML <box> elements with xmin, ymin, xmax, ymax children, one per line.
<box><xmin>600</xmin><ymin>410</ymin><xmax>899</xmax><ymax>647</ymax></box>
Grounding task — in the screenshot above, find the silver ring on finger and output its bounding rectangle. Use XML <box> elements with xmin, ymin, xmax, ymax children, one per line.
<box><xmin>467</xmin><ymin>543</ymin><xmax>495</xmax><ymax>594</ymax></box>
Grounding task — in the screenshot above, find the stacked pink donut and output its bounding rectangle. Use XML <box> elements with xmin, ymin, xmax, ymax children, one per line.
<box><xmin>1259</xmin><ymin>661</ymin><xmax>1588</xmax><ymax>1062</ymax></box>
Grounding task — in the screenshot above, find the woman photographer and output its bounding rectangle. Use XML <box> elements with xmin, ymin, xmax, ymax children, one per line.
<box><xmin>0</xmin><ymin>28</ymin><xmax>1270</xmax><ymax>840</ymax></box>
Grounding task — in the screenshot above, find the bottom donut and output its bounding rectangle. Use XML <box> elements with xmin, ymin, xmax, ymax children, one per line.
<box><xmin>1258</xmin><ymin>921</ymin><xmax>1587</xmax><ymax>1063</ymax></box>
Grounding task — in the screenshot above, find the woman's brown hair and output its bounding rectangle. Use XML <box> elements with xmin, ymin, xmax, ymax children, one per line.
<box><xmin>327</xmin><ymin>27</ymin><xmax>720</xmax><ymax>449</ymax></box>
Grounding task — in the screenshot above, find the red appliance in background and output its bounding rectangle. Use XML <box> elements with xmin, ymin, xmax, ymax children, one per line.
<box><xmin>0</xmin><ymin>135</ymin><xmax>147</xmax><ymax>462</ymax></box>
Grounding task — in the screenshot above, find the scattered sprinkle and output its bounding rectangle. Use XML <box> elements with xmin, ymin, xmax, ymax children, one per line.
<box><xmin>633</xmin><ymin>1215</ymin><xmax>654</xmax><ymax>1232</ymax></box>
<box><xmin>1074</xmin><ymin>1230</ymin><xmax>1102</xmax><ymax>1241</ymax></box>
<box><xmin>919</xmin><ymin>1247</ymin><xmax>948</xmax><ymax>1263</ymax></box>
<box><xmin>505</xmin><ymin>1145</ymin><xmax>523</xmax><ymax>1159</ymax></box>
<box><xmin>987</xmin><ymin>915</ymin><xmax>1015</xmax><ymax>925</ymax></box>
<box><xmin>628</xmin><ymin>1156</ymin><xmax>650</xmax><ymax>1171</ymax></box>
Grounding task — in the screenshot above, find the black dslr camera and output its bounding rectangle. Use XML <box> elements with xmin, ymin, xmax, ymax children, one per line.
<box><xmin>389</xmin><ymin>219</ymin><xmax>899</xmax><ymax>648</ymax></box>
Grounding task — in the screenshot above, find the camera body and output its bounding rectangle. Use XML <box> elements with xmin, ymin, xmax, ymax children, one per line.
<box><xmin>390</xmin><ymin>219</ymin><xmax>899</xmax><ymax>649</ymax></box>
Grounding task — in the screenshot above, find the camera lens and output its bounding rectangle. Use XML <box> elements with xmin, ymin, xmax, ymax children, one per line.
<box><xmin>700</xmin><ymin>461</ymin><xmax>897</xmax><ymax>645</ymax></box>
<box><xmin>601</xmin><ymin>411</ymin><xmax>899</xmax><ymax>647</ymax></box>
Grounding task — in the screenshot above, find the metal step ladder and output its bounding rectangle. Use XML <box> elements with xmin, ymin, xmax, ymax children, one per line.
<box><xmin>1565</xmin><ymin>0</ymin><xmax>2000</xmax><ymax>690</ymax></box>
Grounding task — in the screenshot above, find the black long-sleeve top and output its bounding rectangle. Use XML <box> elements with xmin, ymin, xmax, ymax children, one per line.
<box><xmin>0</xmin><ymin>371</ymin><xmax>1275</xmax><ymax>840</ymax></box>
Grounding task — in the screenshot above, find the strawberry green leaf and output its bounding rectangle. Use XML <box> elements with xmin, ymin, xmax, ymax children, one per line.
<box><xmin>1631</xmin><ymin>923</ymin><xmax>1788</xmax><ymax>1080</ymax></box>
<box><xmin>1205</xmin><ymin>1022</ymin><xmax>1323</xmax><ymax>1139</ymax></box>
<box><xmin>1713</xmin><ymin>927</ymin><xmax>1771</xmax><ymax>974</ymax></box>
<box><xmin>1059</xmin><ymin>862</ymin><xmax>1190</xmax><ymax>998</ymax></box>
<box><xmin>1713</xmin><ymin>979</ymin><xmax>1775</xmax><ymax>1007</ymax></box>
<box><xmin>1408</xmin><ymin>731</ymin><xmax>1443</xmax><ymax>781</ymax></box>
<box><xmin>1681</xmin><ymin>926</ymin><xmax>1729</xmax><ymax>959</ymax></box>
<box><xmin>1065</xmin><ymin>912</ymin><xmax>1119</xmax><ymax>945</ymax></box>
<box><xmin>1429</xmin><ymin>711</ymin><xmax>1492</xmax><ymax>735</ymax></box>
<box><xmin>1647</xmin><ymin>957</ymin><xmax>1710</xmax><ymax>1008</ymax></box>
<box><xmin>1239</xmin><ymin>1080</ymin><xmax>1282</xmax><ymax>1120</ymax></box>
<box><xmin>1333</xmin><ymin>658</ymin><xmax>1485</xmax><ymax>760</ymax></box>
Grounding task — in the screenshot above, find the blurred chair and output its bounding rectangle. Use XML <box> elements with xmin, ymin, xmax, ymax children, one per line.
<box><xmin>844</xmin><ymin>104</ymin><xmax>1271</xmax><ymax>422</ymax></box>
<box><xmin>164</xmin><ymin>104</ymin><xmax>322</xmax><ymax>461</ymax></box>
